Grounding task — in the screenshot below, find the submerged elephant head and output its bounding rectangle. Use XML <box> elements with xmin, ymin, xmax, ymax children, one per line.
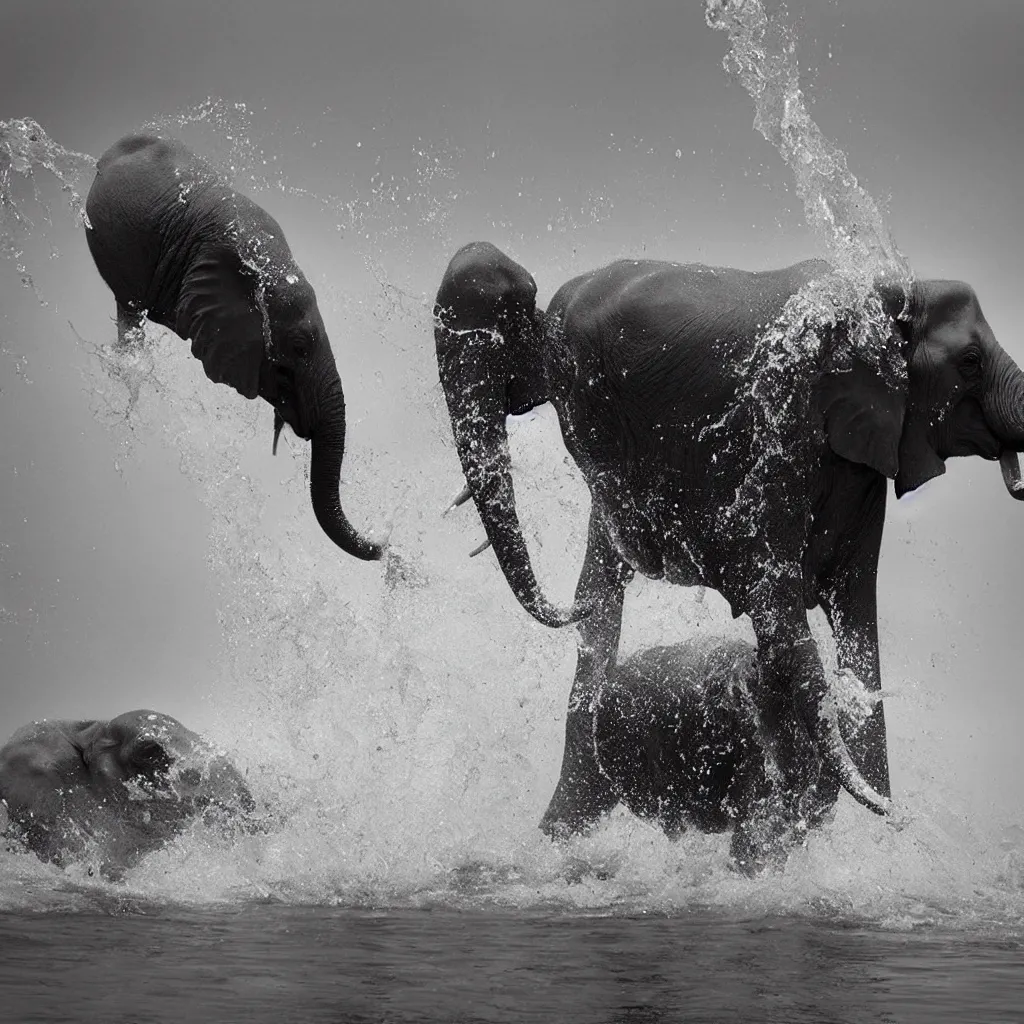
<box><xmin>85</xmin><ymin>134</ymin><xmax>385</xmax><ymax>561</ymax></box>
<box><xmin>79</xmin><ymin>710</ymin><xmax>255</xmax><ymax>819</ymax></box>
<box><xmin>434</xmin><ymin>242</ymin><xmax>589</xmax><ymax>627</ymax></box>
<box><xmin>0</xmin><ymin>710</ymin><xmax>255</xmax><ymax>873</ymax></box>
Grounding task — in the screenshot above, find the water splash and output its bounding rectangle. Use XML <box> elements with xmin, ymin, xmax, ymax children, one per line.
<box><xmin>1</xmin><ymin>96</ymin><xmax>1022</xmax><ymax>928</ymax></box>
<box><xmin>144</xmin><ymin>97</ymin><xmax>460</xmax><ymax>277</ymax></box>
<box><xmin>700</xmin><ymin>1</ymin><xmax>912</xmax><ymax>605</ymax></box>
<box><xmin>0</xmin><ymin>118</ymin><xmax>94</xmax><ymax>298</ymax></box>
<box><xmin>705</xmin><ymin>0</ymin><xmax>911</xmax><ymax>296</ymax></box>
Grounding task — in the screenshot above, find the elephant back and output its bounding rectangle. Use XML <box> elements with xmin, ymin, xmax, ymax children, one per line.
<box><xmin>85</xmin><ymin>135</ymin><xmax>225</xmax><ymax>327</ymax></box>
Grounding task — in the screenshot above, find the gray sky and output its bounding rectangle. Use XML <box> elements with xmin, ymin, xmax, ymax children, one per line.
<box><xmin>1</xmin><ymin>1</ymin><xmax>1023</xmax><ymax>815</ymax></box>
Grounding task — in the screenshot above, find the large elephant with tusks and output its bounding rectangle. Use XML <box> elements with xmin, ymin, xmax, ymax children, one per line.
<box><xmin>434</xmin><ymin>242</ymin><xmax>1024</xmax><ymax>860</ymax></box>
<box><xmin>84</xmin><ymin>134</ymin><xmax>385</xmax><ymax>560</ymax></box>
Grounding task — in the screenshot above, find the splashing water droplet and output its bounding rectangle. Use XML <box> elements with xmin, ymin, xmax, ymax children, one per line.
<box><xmin>0</xmin><ymin>88</ymin><xmax>1013</xmax><ymax>920</ymax></box>
<box><xmin>0</xmin><ymin>118</ymin><xmax>95</xmax><ymax>301</ymax></box>
<box><xmin>703</xmin><ymin>0</ymin><xmax>913</xmax><ymax>527</ymax></box>
<box><xmin>704</xmin><ymin>0</ymin><xmax>911</xmax><ymax>297</ymax></box>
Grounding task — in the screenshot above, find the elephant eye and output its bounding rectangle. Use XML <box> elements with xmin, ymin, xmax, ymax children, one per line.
<box><xmin>960</xmin><ymin>348</ymin><xmax>983</xmax><ymax>380</ymax></box>
<box><xmin>284</xmin><ymin>331</ymin><xmax>310</xmax><ymax>360</ymax></box>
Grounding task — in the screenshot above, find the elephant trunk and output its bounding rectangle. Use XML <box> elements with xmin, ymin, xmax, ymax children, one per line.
<box><xmin>984</xmin><ymin>347</ymin><xmax>1024</xmax><ymax>501</ymax></box>
<box><xmin>309</xmin><ymin>372</ymin><xmax>385</xmax><ymax>560</ymax></box>
<box><xmin>437</xmin><ymin>327</ymin><xmax>587</xmax><ymax>627</ymax></box>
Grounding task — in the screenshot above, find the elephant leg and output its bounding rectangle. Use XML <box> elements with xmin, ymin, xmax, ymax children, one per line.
<box><xmin>720</xmin><ymin>726</ymin><xmax>795</xmax><ymax>875</ymax></box>
<box><xmin>725</xmin><ymin>710</ymin><xmax>803</xmax><ymax>875</ymax></box>
<box><xmin>743</xmin><ymin>601</ymin><xmax>833</xmax><ymax>868</ymax></box>
<box><xmin>729</xmin><ymin>815</ymin><xmax>796</xmax><ymax>876</ymax></box>
<box><xmin>540</xmin><ymin>512</ymin><xmax>633</xmax><ymax>839</ymax></box>
<box><xmin>820</xmin><ymin>483</ymin><xmax>891</xmax><ymax>799</ymax></box>
<box><xmin>820</xmin><ymin>589</ymin><xmax>889</xmax><ymax>799</ymax></box>
<box><xmin>116</xmin><ymin>301</ymin><xmax>146</xmax><ymax>350</ymax></box>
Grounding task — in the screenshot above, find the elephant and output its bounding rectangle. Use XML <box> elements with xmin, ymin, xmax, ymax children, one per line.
<box><xmin>0</xmin><ymin>710</ymin><xmax>256</xmax><ymax>877</ymax></box>
<box><xmin>587</xmin><ymin>638</ymin><xmax>843</xmax><ymax>875</ymax></box>
<box><xmin>434</xmin><ymin>242</ymin><xmax>1024</xmax><ymax>858</ymax></box>
<box><xmin>84</xmin><ymin>133</ymin><xmax>384</xmax><ymax>560</ymax></box>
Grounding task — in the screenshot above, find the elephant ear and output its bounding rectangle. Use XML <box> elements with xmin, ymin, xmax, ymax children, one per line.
<box><xmin>175</xmin><ymin>248</ymin><xmax>269</xmax><ymax>400</ymax></box>
<box><xmin>893</xmin><ymin>361</ymin><xmax>947</xmax><ymax>497</ymax></box>
<box><xmin>818</xmin><ymin>353</ymin><xmax>906</xmax><ymax>479</ymax></box>
<box><xmin>75</xmin><ymin>721</ymin><xmax>117</xmax><ymax>768</ymax></box>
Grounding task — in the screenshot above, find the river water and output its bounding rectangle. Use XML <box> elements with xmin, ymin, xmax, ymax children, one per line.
<box><xmin>2</xmin><ymin>903</ymin><xmax>1023</xmax><ymax>1023</ymax></box>
<box><xmin>2</xmin><ymin>2</ymin><xmax>1023</xmax><ymax>1020</ymax></box>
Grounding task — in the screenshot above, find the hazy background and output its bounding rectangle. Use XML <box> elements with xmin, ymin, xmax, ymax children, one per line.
<box><xmin>1</xmin><ymin>0</ymin><xmax>1022</xmax><ymax>825</ymax></box>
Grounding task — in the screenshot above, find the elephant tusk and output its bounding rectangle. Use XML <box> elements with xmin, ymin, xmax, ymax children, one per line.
<box><xmin>1000</xmin><ymin>451</ymin><xmax>1024</xmax><ymax>500</ymax></box>
<box><xmin>443</xmin><ymin>482</ymin><xmax>474</xmax><ymax>517</ymax></box>
<box><xmin>469</xmin><ymin>537</ymin><xmax>493</xmax><ymax>558</ymax></box>
<box><xmin>272</xmin><ymin>411</ymin><xmax>285</xmax><ymax>456</ymax></box>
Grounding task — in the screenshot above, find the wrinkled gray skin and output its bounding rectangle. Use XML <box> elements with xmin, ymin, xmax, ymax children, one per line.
<box><xmin>84</xmin><ymin>134</ymin><xmax>384</xmax><ymax>560</ymax></box>
<box><xmin>0</xmin><ymin>710</ymin><xmax>255</xmax><ymax>878</ymax></box>
<box><xmin>435</xmin><ymin>242</ymin><xmax>1024</xmax><ymax>860</ymax></box>
<box><xmin>591</xmin><ymin>640</ymin><xmax>839</xmax><ymax>875</ymax></box>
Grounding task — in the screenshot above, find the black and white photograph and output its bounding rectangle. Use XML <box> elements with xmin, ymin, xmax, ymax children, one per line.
<box><xmin>1</xmin><ymin>1</ymin><xmax>1022</xmax><ymax>1020</ymax></box>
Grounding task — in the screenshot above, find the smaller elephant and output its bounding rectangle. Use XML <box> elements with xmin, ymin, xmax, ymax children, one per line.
<box><xmin>574</xmin><ymin>639</ymin><xmax>844</xmax><ymax>874</ymax></box>
<box><xmin>0</xmin><ymin>710</ymin><xmax>256</xmax><ymax>878</ymax></box>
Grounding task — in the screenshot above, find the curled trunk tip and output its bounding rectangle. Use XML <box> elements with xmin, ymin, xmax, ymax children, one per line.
<box><xmin>440</xmin><ymin>341</ymin><xmax>587</xmax><ymax>628</ymax></box>
<box><xmin>308</xmin><ymin>391</ymin><xmax>386</xmax><ymax>561</ymax></box>
<box><xmin>465</xmin><ymin>470</ymin><xmax>591</xmax><ymax>628</ymax></box>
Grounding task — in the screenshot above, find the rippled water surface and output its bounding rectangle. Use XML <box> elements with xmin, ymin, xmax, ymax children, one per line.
<box><xmin>2</xmin><ymin>904</ymin><xmax>1023</xmax><ymax>1023</ymax></box>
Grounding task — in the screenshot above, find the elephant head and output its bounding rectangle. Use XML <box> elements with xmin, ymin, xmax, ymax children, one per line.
<box><xmin>822</xmin><ymin>274</ymin><xmax>1024</xmax><ymax>496</ymax></box>
<box><xmin>0</xmin><ymin>710</ymin><xmax>256</xmax><ymax>873</ymax></box>
<box><xmin>80</xmin><ymin>710</ymin><xmax>255</xmax><ymax>820</ymax></box>
<box><xmin>888</xmin><ymin>280</ymin><xmax>1024</xmax><ymax>499</ymax></box>
<box><xmin>86</xmin><ymin>134</ymin><xmax>385</xmax><ymax>562</ymax></box>
<box><xmin>173</xmin><ymin>216</ymin><xmax>384</xmax><ymax>562</ymax></box>
<box><xmin>434</xmin><ymin>242</ymin><xmax>591</xmax><ymax>627</ymax></box>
